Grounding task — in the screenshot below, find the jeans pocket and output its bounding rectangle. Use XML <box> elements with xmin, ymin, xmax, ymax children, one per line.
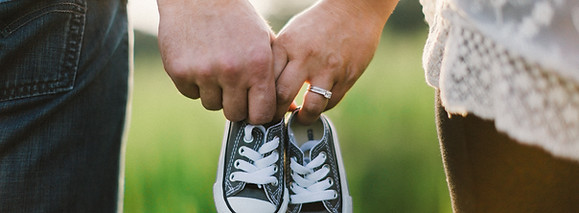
<box><xmin>0</xmin><ymin>0</ymin><xmax>86</xmax><ymax>102</ymax></box>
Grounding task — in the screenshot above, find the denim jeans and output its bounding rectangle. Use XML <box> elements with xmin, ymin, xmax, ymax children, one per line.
<box><xmin>0</xmin><ymin>0</ymin><xmax>129</xmax><ymax>212</ymax></box>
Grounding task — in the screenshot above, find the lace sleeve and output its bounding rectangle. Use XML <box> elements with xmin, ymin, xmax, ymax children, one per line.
<box><xmin>421</xmin><ymin>0</ymin><xmax>579</xmax><ymax>161</ymax></box>
<box><xmin>451</xmin><ymin>0</ymin><xmax>579</xmax><ymax>83</ymax></box>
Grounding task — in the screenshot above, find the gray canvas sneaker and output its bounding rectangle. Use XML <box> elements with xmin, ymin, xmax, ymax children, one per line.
<box><xmin>286</xmin><ymin>112</ymin><xmax>353</xmax><ymax>213</ymax></box>
<box><xmin>214</xmin><ymin>119</ymin><xmax>289</xmax><ymax>213</ymax></box>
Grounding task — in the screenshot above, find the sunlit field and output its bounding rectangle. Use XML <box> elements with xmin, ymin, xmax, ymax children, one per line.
<box><xmin>124</xmin><ymin>29</ymin><xmax>452</xmax><ymax>212</ymax></box>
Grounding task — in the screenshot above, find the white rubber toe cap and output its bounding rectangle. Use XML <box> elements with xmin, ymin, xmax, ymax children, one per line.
<box><xmin>227</xmin><ymin>197</ymin><xmax>276</xmax><ymax>213</ymax></box>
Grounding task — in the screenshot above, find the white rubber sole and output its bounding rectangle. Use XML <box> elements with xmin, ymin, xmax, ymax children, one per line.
<box><xmin>213</xmin><ymin>121</ymin><xmax>289</xmax><ymax>213</ymax></box>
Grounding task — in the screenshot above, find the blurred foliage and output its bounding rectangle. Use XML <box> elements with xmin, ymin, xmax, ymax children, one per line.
<box><xmin>386</xmin><ymin>0</ymin><xmax>428</xmax><ymax>32</ymax></box>
<box><xmin>265</xmin><ymin>0</ymin><xmax>313</xmax><ymax>32</ymax></box>
<box><xmin>127</xmin><ymin>2</ymin><xmax>441</xmax><ymax>212</ymax></box>
<box><xmin>133</xmin><ymin>30</ymin><xmax>160</xmax><ymax>60</ymax></box>
<box><xmin>266</xmin><ymin>0</ymin><xmax>427</xmax><ymax>33</ymax></box>
<box><xmin>125</xmin><ymin>27</ymin><xmax>451</xmax><ymax>212</ymax></box>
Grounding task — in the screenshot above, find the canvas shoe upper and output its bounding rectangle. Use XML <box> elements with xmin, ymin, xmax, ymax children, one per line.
<box><xmin>286</xmin><ymin>112</ymin><xmax>353</xmax><ymax>213</ymax></box>
<box><xmin>214</xmin><ymin>120</ymin><xmax>288</xmax><ymax>213</ymax></box>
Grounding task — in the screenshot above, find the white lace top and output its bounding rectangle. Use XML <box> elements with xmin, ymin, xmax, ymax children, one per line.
<box><xmin>420</xmin><ymin>0</ymin><xmax>579</xmax><ymax>160</ymax></box>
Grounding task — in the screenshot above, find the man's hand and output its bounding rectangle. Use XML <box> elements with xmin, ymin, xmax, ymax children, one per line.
<box><xmin>272</xmin><ymin>0</ymin><xmax>397</xmax><ymax>124</ymax></box>
<box><xmin>157</xmin><ymin>0</ymin><xmax>276</xmax><ymax>124</ymax></box>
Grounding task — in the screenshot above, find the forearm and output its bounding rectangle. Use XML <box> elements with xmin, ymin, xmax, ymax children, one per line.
<box><xmin>156</xmin><ymin>0</ymin><xmax>266</xmax><ymax>23</ymax></box>
<box><xmin>318</xmin><ymin>0</ymin><xmax>399</xmax><ymax>27</ymax></box>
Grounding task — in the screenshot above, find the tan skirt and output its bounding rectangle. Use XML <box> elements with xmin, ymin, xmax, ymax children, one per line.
<box><xmin>435</xmin><ymin>91</ymin><xmax>579</xmax><ymax>212</ymax></box>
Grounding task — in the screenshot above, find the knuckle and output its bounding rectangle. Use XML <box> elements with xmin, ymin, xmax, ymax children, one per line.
<box><xmin>192</xmin><ymin>64</ymin><xmax>214</xmax><ymax>82</ymax></box>
<box><xmin>216</xmin><ymin>59</ymin><xmax>245</xmax><ymax>84</ymax></box>
<box><xmin>218</xmin><ymin>59</ymin><xmax>240</xmax><ymax>75</ymax></box>
<box><xmin>326</xmin><ymin>54</ymin><xmax>344</xmax><ymax>70</ymax></box>
<box><xmin>302</xmin><ymin>47</ymin><xmax>316</xmax><ymax>58</ymax></box>
<box><xmin>163</xmin><ymin>57</ymin><xmax>190</xmax><ymax>79</ymax></box>
<box><xmin>343</xmin><ymin>74</ymin><xmax>358</xmax><ymax>86</ymax></box>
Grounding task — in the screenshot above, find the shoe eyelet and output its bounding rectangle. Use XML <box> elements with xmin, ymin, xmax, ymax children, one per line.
<box><xmin>238</xmin><ymin>147</ymin><xmax>245</xmax><ymax>155</ymax></box>
<box><xmin>271</xmin><ymin>180</ymin><xmax>279</xmax><ymax>186</ymax></box>
<box><xmin>273</xmin><ymin>164</ymin><xmax>278</xmax><ymax>172</ymax></box>
<box><xmin>319</xmin><ymin>151</ymin><xmax>327</xmax><ymax>159</ymax></box>
<box><xmin>323</xmin><ymin>164</ymin><xmax>330</xmax><ymax>170</ymax></box>
<box><xmin>229</xmin><ymin>173</ymin><xmax>236</xmax><ymax>182</ymax></box>
<box><xmin>333</xmin><ymin>191</ymin><xmax>338</xmax><ymax>199</ymax></box>
<box><xmin>234</xmin><ymin>160</ymin><xmax>241</xmax><ymax>169</ymax></box>
<box><xmin>327</xmin><ymin>177</ymin><xmax>334</xmax><ymax>186</ymax></box>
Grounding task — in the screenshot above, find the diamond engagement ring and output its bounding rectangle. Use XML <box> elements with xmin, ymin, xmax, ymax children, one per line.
<box><xmin>308</xmin><ymin>85</ymin><xmax>332</xmax><ymax>99</ymax></box>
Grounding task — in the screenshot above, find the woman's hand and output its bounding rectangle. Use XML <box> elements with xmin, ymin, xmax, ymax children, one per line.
<box><xmin>272</xmin><ymin>0</ymin><xmax>397</xmax><ymax>124</ymax></box>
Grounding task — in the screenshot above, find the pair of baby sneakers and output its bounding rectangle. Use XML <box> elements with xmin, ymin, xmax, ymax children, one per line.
<box><xmin>213</xmin><ymin>111</ymin><xmax>352</xmax><ymax>213</ymax></box>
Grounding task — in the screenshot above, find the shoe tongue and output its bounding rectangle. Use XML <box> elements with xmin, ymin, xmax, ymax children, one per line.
<box><xmin>300</xmin><ymin>139</ymin><xmax>320</xmax><ymax>164</ymax></box>
<box><xmin>307</xmin><ymin>128</ymin><xmax>315</xmax><ymax>141</ymax></box>
<box><xmin>298</xmin><ymin>127</ymin><xmax>322</xmax><ymax>164</ymax></box>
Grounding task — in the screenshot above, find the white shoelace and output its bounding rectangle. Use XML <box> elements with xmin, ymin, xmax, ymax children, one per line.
<box><xmin>289</xmin><ymin>140</ymin><xmax>338</xmax><ymax>204</ymax></box>
<box><xmin>229</xmin><ymin>125</ymin><xmax>280</xmax><ymax>186</ymax></box>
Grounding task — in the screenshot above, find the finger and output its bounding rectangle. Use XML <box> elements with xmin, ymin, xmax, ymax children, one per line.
<box><xmin>274</xmin><ymin>101</ymin><xmax>298</xmax><ymax>122</ymax></box>
<box><xmin>173</xmin><ymin>81</ymin><xmax>200</xmax><ymax>100</ymax></box>
<box><xmin>247</xmin><ymin>77</ymin><xmax>276</xmax><ymax>125</ymax></box>
<box><xmin>221</xmin><ymin>86</ymin><xmax>248</xmax><ymax>122</ymax></box>
<box><xmin>272</xmin><ymin>42</ymin><xmax>288</xmax><ymax>82</ymax></box>
<box><xmin>297</xmin><ymin>82</ymin><xmax>333</xmax><ymax>125</ymax></box>
<box><xmin>324</xmin><ymin>68</ymin><xmax>363</xmax><ymax>111</ymax></box>
<box><xmin>274</xmin><ymin>61</ymin><xmax>308</xmax><ymax>121</ymax></box>
<box><xmin>324</xmin><ymin>83</ymin><xmax>349</xmax><ymax>110</ymax></box>
<box><xmin>198</xmin><ymin>85</ymin><xmax>223</xmax><ymax>110</ymax></box>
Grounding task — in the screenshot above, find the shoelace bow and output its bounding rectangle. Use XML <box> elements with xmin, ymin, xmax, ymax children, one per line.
<box><xmin>289</xmin><ymin>140</ymin><xmax>338</xmax><ymax>204</ymax></box>
<box><xmin>229</xmin><ymin>124</ymin><xmax>279</xmax><ymax>186</ymax></box>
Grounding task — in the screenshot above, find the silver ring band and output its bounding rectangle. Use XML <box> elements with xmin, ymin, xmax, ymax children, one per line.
<box><xmin>308</xmin><ymin>85</ymin><xmax>332</xmax><ymax>99</ymax></box>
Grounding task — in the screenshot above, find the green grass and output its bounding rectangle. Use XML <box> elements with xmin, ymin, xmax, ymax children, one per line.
<box><xmin>124</xmin><ymin>31</ymin><xmax>452</xmax><ymax>213</ymax></box>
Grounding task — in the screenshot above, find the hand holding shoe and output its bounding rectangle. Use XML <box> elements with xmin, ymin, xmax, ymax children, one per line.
<box><xmin>158</xmin><ymin>0</ymin><xmax>397</xmax><ymax>125</ymax></box>
<box><xmin>272</xmin><ymin>0</ymin><xmax>397</xmax><ymax>125</ymax></box>
<box><xmin>157</xmin><ymin>0</ymin><xmax>277</xmax><ymax>124</ymax></box>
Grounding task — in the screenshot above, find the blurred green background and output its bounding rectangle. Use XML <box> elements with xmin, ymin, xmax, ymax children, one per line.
<box><xmin>124</xmin><ymin>1</ymin><xmax>452</xmax><ymax>212</ymax></box>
